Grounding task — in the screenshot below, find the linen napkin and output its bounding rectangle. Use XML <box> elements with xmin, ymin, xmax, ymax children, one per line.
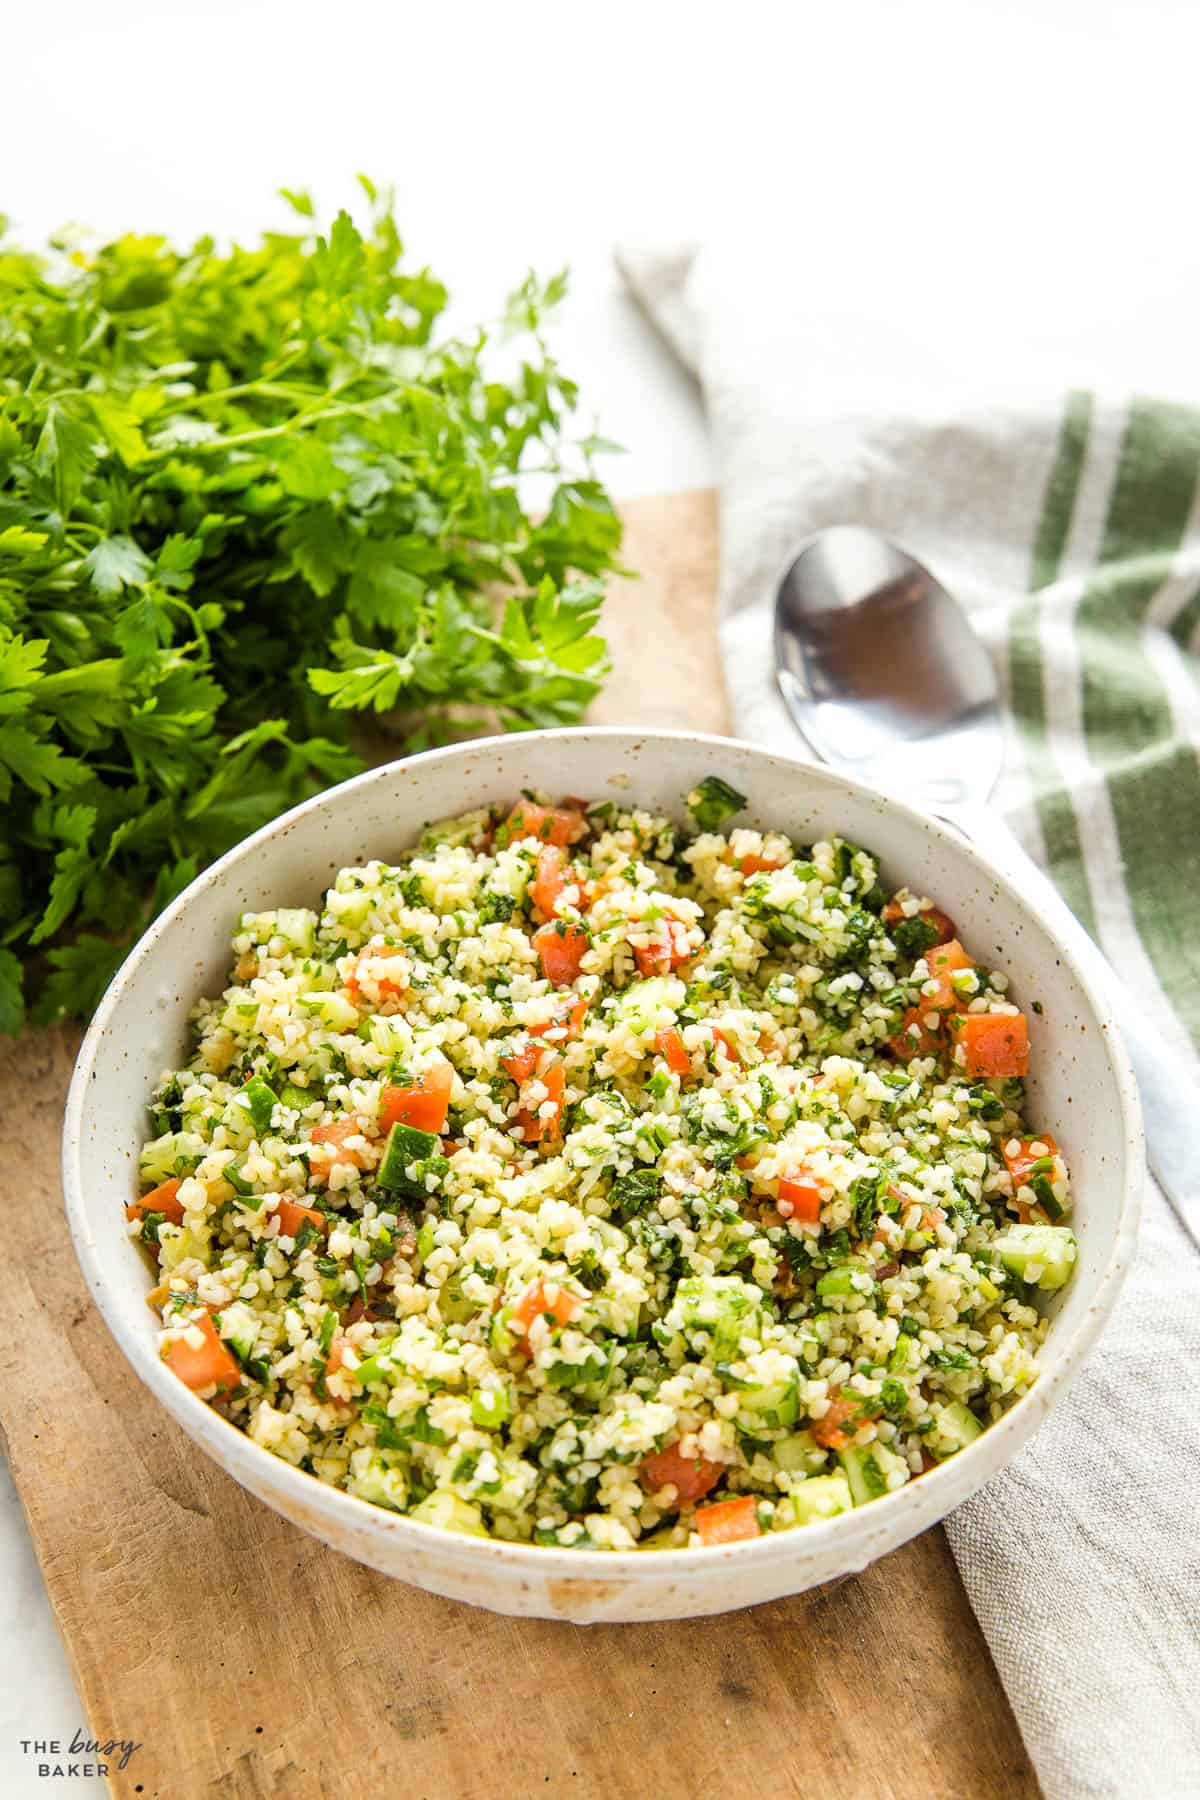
<box><xmin>617</xmin><ymin>241</ymin><xmax>1200</xmax><ymax>1800</ymax></box>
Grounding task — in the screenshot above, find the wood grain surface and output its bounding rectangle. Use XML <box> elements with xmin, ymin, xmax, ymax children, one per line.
<box><xmin>0</xmin><ymin>490</ymin><xmax>1039</xmax><ymax>1800</ymax></box>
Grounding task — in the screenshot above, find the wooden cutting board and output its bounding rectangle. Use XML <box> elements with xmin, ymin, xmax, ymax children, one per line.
<box><xmin>0</xmin><ymin>490</ymin><xmax>1038</xmax><ymax>1800</ymax></box>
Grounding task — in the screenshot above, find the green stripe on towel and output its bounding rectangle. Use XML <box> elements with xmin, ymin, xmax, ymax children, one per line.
<box><xmin>1079</xmin><ymin>397</ymin><xmax>1200</xmax><ymax>1041</ymax></box>
<box><xmin>1010</xmin><ymin>390</ymin><xmax>1096</xmax><ymax>932</ymax></box>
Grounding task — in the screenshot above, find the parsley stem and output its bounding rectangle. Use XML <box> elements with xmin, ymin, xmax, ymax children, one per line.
<box><xmin>144</xmin><ymin>396</ymin><xmax>389</xmax><ymax>459</ymax></box>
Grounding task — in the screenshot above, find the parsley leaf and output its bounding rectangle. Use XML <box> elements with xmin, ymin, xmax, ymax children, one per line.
<box><xmin>0</xmin><ymin>186</ymin><xmax>621</xmax><ymax>1026</ymax></box>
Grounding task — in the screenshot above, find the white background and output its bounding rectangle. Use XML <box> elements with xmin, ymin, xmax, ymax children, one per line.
<box><xmin>2</xmin><ymin>1</ymin><xmax>1198</xmax><ymax>1790</ymax></box>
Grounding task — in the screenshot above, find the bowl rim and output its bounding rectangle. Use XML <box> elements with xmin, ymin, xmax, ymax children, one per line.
<box><xmin>63</xmin><ymin>725</ymin><xmax>1144</xmax><ymax>1577</ymax></box>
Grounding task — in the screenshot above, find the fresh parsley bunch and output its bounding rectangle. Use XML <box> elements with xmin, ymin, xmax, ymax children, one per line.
<box><xmin>0</xmin><ymin>181</ymin><xmax>621</xmax><ymax>1030</ymax></box>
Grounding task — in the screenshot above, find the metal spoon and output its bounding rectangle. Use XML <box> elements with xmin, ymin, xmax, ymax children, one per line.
<box><xmin>774</xmin><ymin>524</ymin><xmax>1195</xmax><ymax>1243</ymax></box>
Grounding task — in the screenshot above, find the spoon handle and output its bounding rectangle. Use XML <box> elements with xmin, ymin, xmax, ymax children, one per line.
<box><xmin>949</xmin><ymin>802</ymin><xmax>1197</xmax><ymax>1248</ymax></box>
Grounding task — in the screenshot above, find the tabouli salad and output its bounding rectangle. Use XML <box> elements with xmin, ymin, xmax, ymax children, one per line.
<box><xmin>132</xmin><ymin>778</ymin><xmax>1077</xmax><ymax>1550</ymax></box>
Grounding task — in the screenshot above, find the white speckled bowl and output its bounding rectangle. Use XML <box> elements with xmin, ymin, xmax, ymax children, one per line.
<box><xmin>63</xmin><ymin>729</ymin><xmax>1141</xmax><ymax>1622</ymax></box>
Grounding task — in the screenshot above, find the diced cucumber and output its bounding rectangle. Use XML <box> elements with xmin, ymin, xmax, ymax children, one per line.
<box><xmin>409</xmin><ymin>1491</ymin><xmax>490</xmax><ymax>1536</ymax></box>
<box><xmin>419</xmin><ymin>807</ymin><xmax>492</xmax><ymax>852</ymax></box>
<box><xmin>736</xmin><ymin>1378</ymin><xmax>800</xmax><ymax>1431</ymax></box>
<box><xmin>888</xmin><ymin>1331</ymin><xmax>920</xmax><ymax>1375</ymax></box>
<box><xmin>991</xmin><ymin>1224</ymin><xmax>1077</xmax><ymax>1291</ymax></box>
<box><xmin>351</xmin><ymin>1349</ymin><xmax>400</xmax><ymax>1388</ymax></box>
<box><xmin>836</xmin><ymin>1441</ymin><xmax>891</xmax><ymax>1505</ymax></box>
<box><xmin>156</xmin><ymin>1223</ymin><xmax>211</xmax><ymax>1274</ymax></box>
<box><xmin>279</xmin><ymin>1082</ymin><xmax>314</xmax><ymax>1113</ymax></box>
<box><xmin>773</xmin><ymin>1430</ymin><xmax>827</xmax><ymax>1476</ymax></box>
<box><xmin>489</xmin><ymin>1305</ymin><xmax>516</xmax><ymax>1359</ymax></box>
<box><xmin>233</xmin><ymin>1076</ymin><xmax>277</xmax><ymax>1136</ymax></box>
<box><xmin>470</xmin><ymin>1386</ymin><xmax>511</xmax><ymax>1429</ymax></box>
<box><xmin>785</xmin><ymin>1472</ymin><xmax>853</xmax><ymax>1526</ymax></box>
<box><xmin>816</xmin><ymin>1262</ymin><xmax>875</xmax><ymax>1304</ymax></box>
<box><xmin>668</xmin><ymin>1274</ymin><xmax>763</xmax><ymax>1356</ymax></box>
<box><xmin>347</xmin><ymin>1452</ymin><xmax>408</xmax><ymax>1513</ymax></box>
<box><xmin>378</xmin><ymin>1122</ymin><xmax>440</xmax><ymax>1195</ymax></box>
<box><xmin>925</xmin><ymin>1400</ymin><xmax>983</xmax><ymax>1460</ymax></box>
<box><xmin>139</xmin><ymin>1130</ymin><xmax>205</xmax><ymax>1185</ymax></box>
<box><xmin>437</xmin><ymin>1275</ymin><xmax>479</xmax><ymax>1325</ymax></box>
<box><xmin>459</xmin><ymin>1450</ymin><xmax>537</xmax><ymax>1514</ymax></box>
<box><xmin>324</xmin><ymin>884</ymin><xmax>373</xmax><ymax>933</ymax></box>
<box><xmin>365</xmin><ymin>1014</ymin><xmax>409</xmax><ymax>1057</ymax></box>
<box><xmin>299</xmin><ymin>990</ymin><xmax>360</xmax><ymax>1033</ymax></box>
<box><xmin>218</xmin><ymin>1302</ymin><xmax>261</xmax><ymax>1365</ymax></box>
<box><xmin>275</xmin><ymin>908</ymin><xmax>317</xmax><ymax>953</ymax></box>
<box><xmin>686</xmin><ymin>775</ymin><xmax>747</xmax><ymax>833</ymax></box>
<box><xmin>239</xmin><ymin>907</ymin><xmax>317</xmax><ymax>955</ymax></box>
<box><xmin>545</xmin><ymin>1347</ymin><xmax>610</xmax><ymax>1389</ymax></box>
<box><xmin>613</xmin><ymin>976</ymin><xmax>679</xmax><ymax>1037</ymax></box>
<box><xmin>220</xmin><ymin>991</ymin><xmax>260</xmax><ymax>1032</ymax></box>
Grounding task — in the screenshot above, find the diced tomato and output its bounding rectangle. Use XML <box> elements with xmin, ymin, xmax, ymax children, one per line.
<box><xmin>510</xmin><ymin>1277</ymin><xmax>581</xmax><ymax>1347</ymax></box>
<box><xmin>888</xmin><ymin>1005</ymin><xmax>943</xmax><ymax>1061</ymax></box>
<box><xmin>883</xmin><ymin>898</ymin><xmax>957</xmax><ymax>945</ymax></box>
<box><xmin>345</xmin><ymin>942</ymin><xmax>407</xmax><ymax>1005</ymax></box>
<box><xmin>710</xmin><ymin>1027</ymin><xmax>740</xmax><ymax>1066</ymax></box>
<box><xmin>127</xmin><ymin>1177</ymin><xmax>184</xmax><ymax>1227</ymax></box>
<box><xmin>534</xmin><ymin>921</ymin><xmax>590</xmax><ymax>985</ymax></box>
<box><xmin>503</xmin><ymin>802</ymin><xmax>588</xmax><ymax>848</ymax></box>
<box><xmin>501</xmin><ymin>1038</ymin><xmax>542</xmax><ymax>1083</ymax></box>
<box><xmin>530</xmin><ymin>993</ymin><xmax>589</xmax><ymax>1043</ymax></box>
<box><xmin>639</xmin><ymin>1441</ymin><xmax>723</xmax><ymax>1504</ymax></box>
<box><xmin>654</xmin><ymin>1026</ymin><xmax>692</xmax><ymax>1077</ymax></box>
<box><xmin>515</xmin><ymin>1062</ymin><xmax>566</xmax><ymax>1142</ymax></box>
<box><xmin>325</xmin><ymin>1333</ymin><xmax>350</xmax><ymax>1377</ymax></box>
<box><xmin>695</xmin><ymin>1495</ymin><xmax>761</xmax><ymax>1546</ymax></box>
<box><xmin>633</xmin><ymin>919</ymin><xmax>692</xmax><ymax>978</ymax></box>
<box><xmin>810</xmin><ymin>1393</ymin><xmax>861</xmax><ymax>1451</ymax></box>
<box><xmin>739</xmin><ymin>853</ymin><xmax>787</xmax><ymax>877</ymax></box>
<box><xmin>380</xmin><ymin>1061</ymin><xmax>453</xmax><ymax>1135</ymax></box>
<box><xmin>959</xmin><ymin>1011</ymin><xmax>1029</xmax><ymax>1078</ymax></box>
<box><xmin>532</xmin><ymin>844</ymin><xmax>568</xmax><ymax>917</ymax></box>
<box><xmin>275</xmin><ymin>1198</ymin><xmax>328</xmax><ymax>1240</ymax></box>
<box><xmin>777</xmin><ymin>1172</ymin><xmax>822</xmax><ymax>1225</ymax></box>
<box><xmin>162</xmin><ymin>1313</ymin><xmax>241</xmax><ymax>1398</ymax></box>
<box><xmin>923</xmin><ymin>939</ymin><xmax>974</xmax><ymax>1009</ymax></box>
<box><xmin>1003</xmin><ymin>1132</ymin><xmax>1059</xmax><ymax>1187</ymax></box>
<box><xmin>308</xmin><ymin>1117</ymin><xmax>371</xmax><ymax>1183</ymax></box>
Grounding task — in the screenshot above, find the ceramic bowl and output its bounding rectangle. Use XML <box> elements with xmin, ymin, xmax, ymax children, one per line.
<box><xmin>63</xmin><ymin>728</ymin><xmax>1142</xmax><ymax>1622</ymax></box>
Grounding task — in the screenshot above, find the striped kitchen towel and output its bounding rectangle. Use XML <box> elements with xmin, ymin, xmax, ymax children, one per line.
<box><xmin>617</xmin><ymin>241</ymin><xmax>1200</xmax><ymax>1800</ymax></box>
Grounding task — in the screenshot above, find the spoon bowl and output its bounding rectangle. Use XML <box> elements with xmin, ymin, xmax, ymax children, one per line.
<box><xmin>774</xmin><ymin>526</ymin><xmax>1002</xmax><ymax>807</ymax></box>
